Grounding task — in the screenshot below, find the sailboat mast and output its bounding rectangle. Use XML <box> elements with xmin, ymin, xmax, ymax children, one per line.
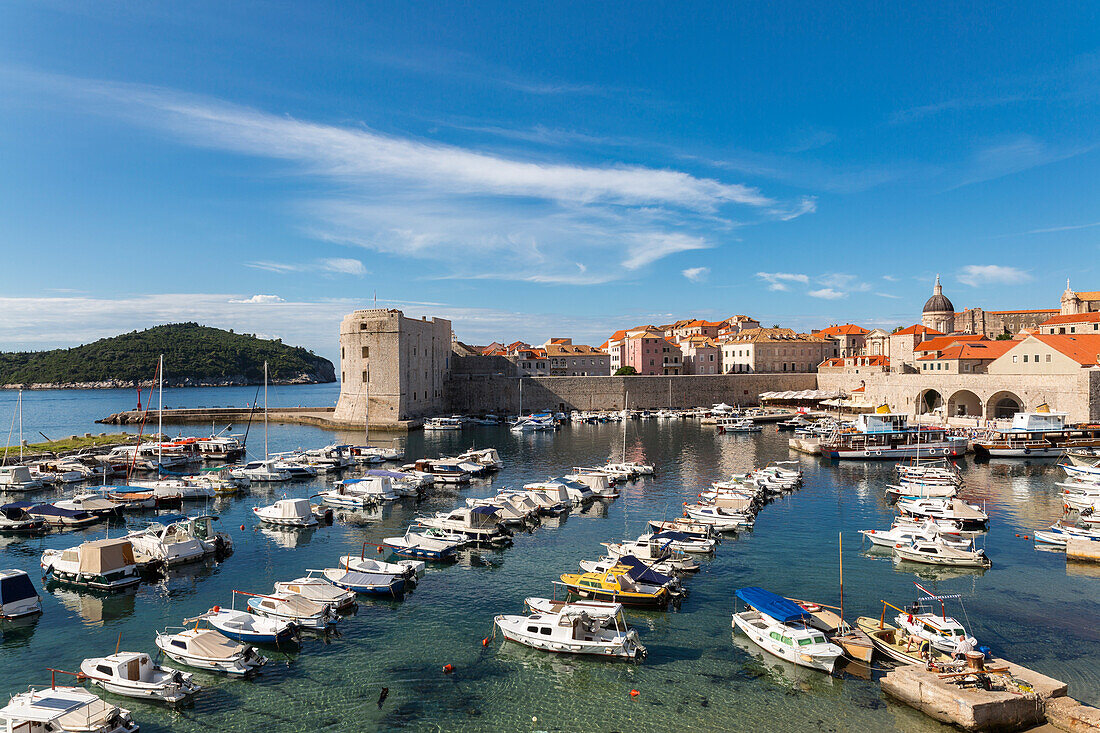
<box><xmin>264</xmin><ymin>361</ymin><xmax>269</xmax><ymax>461</ymax></box>
<box><xmin>157</xmin><ymin>355</ymin><xmax>163</xmax><ymax>470</ymax></box>
<box><xmin>364</xmin><ymin>366</ymin><xmax>369</xmax><ymax>446</ymax></box>
<box><xmin>623</xmin><ymin>390</ymin><xmax>629</xmax><ymax>461</ymax></box>
<box><xmin>838</xmin><ymin>532</ymin><xmax>844</xmax><ymax>624</ymax></box>
<box><xmin>17</xmin><ymin>390</ymin><xmax>23</xmax><ymax>462</ymax></box>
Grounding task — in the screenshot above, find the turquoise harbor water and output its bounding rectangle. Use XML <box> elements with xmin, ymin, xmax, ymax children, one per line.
<box><xmin>1</xmin><ymin>387</ymin><xmax>1099</xmax><ymax>732</ymax></box>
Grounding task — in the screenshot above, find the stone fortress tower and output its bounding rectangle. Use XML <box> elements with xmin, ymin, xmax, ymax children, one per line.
<box><xmin>332</xmin><ymin>309</ymin><xmax>452</xmax><ymax>425</ymax></box>
<box><xmin>921</xmin><ymin>274</ymin><xmax>955</xmax><ymax>334</ymax></box>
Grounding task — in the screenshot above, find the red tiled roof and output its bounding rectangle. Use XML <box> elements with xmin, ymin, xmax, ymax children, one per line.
<box><xmin>914</xmin><ymin>334</ymin><xmax>988</xmax><ymax>353</ymax></box>
<box><xmin>1041</xmin><ymin>312</ymin><xmax>1100</xmax><ymax>326</ymax></box>
<box><xmin>893</xmin><ymin>324</ymin><xmax>943</xmax><ymax>336</ymax></box>
<box><xmin>1028</xmin><ymin>334</ymin><xmax>1100</xmax><ymax>366</ymax></box>
<box><xmin>986</xmin><ymin>309</ymin><xmax>1058</xmax><ymax>315</ymax></box>
<box><xmin>916</xmin><ymin>341</ymin><xmax>1015</xmax><ymax>361</ymax></box>
<box><xmin>817</xmin><ymin>324</ymin><xmax>870</xmax><ymax>336</ymax></box>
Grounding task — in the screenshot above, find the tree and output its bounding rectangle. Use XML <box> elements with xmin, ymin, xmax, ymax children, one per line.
<box><xmin>614</xmin><ymin>366</ymin><xmax>638</xmax><ymax>376</ymax></box>
<box><xmin>995</xmin><ymin>333</ymin><xmax>1014</xmax><ymax>340</ymax></box>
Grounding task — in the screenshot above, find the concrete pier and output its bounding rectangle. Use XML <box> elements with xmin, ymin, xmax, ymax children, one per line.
<box><xmin>1066</xmin><ymin>538</ymin><xmax>1100</xmax><ymax>564</ymax></box>
<box><xmin>881</xmin><ymin>658</ymin><xmax>1066</xmax><ymax>731</ymax></box>
<box><xmin>97</xmin><ymin>406</ymin><xmax>417</xmax><ymax>432</ymax></box>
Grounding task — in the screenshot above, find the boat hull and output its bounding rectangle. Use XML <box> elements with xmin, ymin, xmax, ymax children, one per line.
<box><xmin>731</xmin><ymin>613</ymin><xmax>838</xmax><ymax>673</ymax></box>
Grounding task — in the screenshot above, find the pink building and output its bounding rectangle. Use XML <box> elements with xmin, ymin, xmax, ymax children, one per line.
<box><xmin>680</xmin><ymin>335</ymin><xmax>720</xmax><ymax>374</ymax></box>
<box><xmin>624</xmin><ymin>329</ymin><xmax>682</xmax><ymax>374</ymax></box>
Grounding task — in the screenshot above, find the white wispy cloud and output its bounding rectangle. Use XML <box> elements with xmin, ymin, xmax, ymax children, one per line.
<box><xmin>957</xmin><ymin>265</ymin><xmax>1032</xmax><ymax>287</ymax></box>
<box><xmin>1020</xmin><ymin>220</ymin><xmax>1100</xmax><ymax>235</ymax></box>
<box><xmin>246</xmin><ymin>258</ymin><xmax>367</xmax><ymax>276</ymax></box>
<box><xmin>756</xmin><ymin>272</ymin><xmax>809</xmax><ymax>291</ymax></box>
<box><xmin>228</xmin><ymin>294</ymin><xmax>286</xmax><ymax>304</ymax></box>
<box><xmin>9</xmin><ymin>70</ymin><xmax>813</xmax><ymax>284</ymax></box>
<box><xmin>874</xmin><ymin>292</ymin><xmax>903</xmax><ymax>299</ymax></box>
<box><xmin>808</xmin><ymin>288</ymin><xmax>846</xmax><ymax>300</ymax></box>
<box><xmin>681</xmin><ymin>267</ymin><xmax>710</xmax><ymax>282</ymax></box>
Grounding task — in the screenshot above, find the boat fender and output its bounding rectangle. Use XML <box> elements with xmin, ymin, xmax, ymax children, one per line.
<box><xmin>630</xmin><ymin>689</ymin><xmax>640</xmax><ymax>697</ymax></box>
<box><xmin>442</xmin><ymin>664</ymin><xmax>454</xmax><ymax>674</ymax></box>
<box><xmin>377</xmin><ymin>546</ymin><xmax>384</xmax><ymax>554</ymax></box>
<box><xmin>482</xmin><ymin>637</ymin><xmax>489</xmax><ymax>647</ymax></box>
<box><xmin>1024</xmin><ymin>448</ymin><xmax>1030</xmax><ymax>455</ymax></box>
<box><xmin>240</xmin><ymin>525</ymin><xmax>245</xmax><ymax>531</ymax></box>
<box><xmin>377</xmin><ymin>687</ymin><xmax>389</xmax><ymax>709</ymax></box>
<box><xmin>801</xmin><ymin>603</ymin><xmax>821</xmax><ymax>613</ymax></box>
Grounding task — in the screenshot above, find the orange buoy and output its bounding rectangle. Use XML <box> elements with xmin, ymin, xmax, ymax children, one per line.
<box><xmin>443</xmin><ymin>664</ymin><xmax>454</xmax><ymax>674</ymax></box>
<box><xmin>482</xmin><ymin>638</ymin><xmax>489</xmax><ymax>647</ymax></box>
<box><xmin>240</xmin><ymin>525</ymin><xmax>245</xmax><ymax>531</ymax></box>
<box><xmin>630</xmin><ymin>689</ymin><xmax>639</xmax><ymax>697</ymax></box>
<box><xmin>212</xmin><ymin>605</ymin><xmax>220</xmax><ymax>613</ymax></box>
<box><xmin>377</xmin><ymin>546</ymin><xmax>384</xmax><ymax>554</ymax></box>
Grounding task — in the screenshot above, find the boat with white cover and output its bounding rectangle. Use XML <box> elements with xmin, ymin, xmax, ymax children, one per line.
<box><xmin>253</xmin><ymin>498</ymin><xmax>318</xmax><ymax>527</ymax></box>
<box><xmin>859</xmin><ymin>521</ymin><xmax>972</xmax><ymax>549</ymax></box>
<box><xmin>732</xmin><ymin>587</ymin><xmax>844</xmax><ymax>673</ymax></box>
<box><xmin>0</xmin><ymin>569</ymin><xmax>41</xmax><ymax>619</ymax></box>
<box><xmin>896</xmin><ymin>497</ymin><xmax>988</xmax><ymax>527</ymax></box>
<box><xmin>495</xmin><ymin>597</ymin><xmax>646</xmax><ymax>659</ymax></box>
<box><xmin>154</xmin><ymin>622</ymin><xmax>268</xmax><ymax>675</ymax></box>
<box><xmin>80</xmin><ymin>651</ymin><xmax>199</xmax><ymax>704</ymax></box>
<box><xmin>273</xmin><ymin>574</ymin><xmax>357</xmax><ymax>611</ymax></box>
<box><xmin>414</xmin><ymin>506</ymin><xmax>511</xmax><ymax>545</ymax></box>
<box><xmin>244</xmin><ymin>591</ymin><xmax>335</xmax><ymax>630</ymax></box>
<box><xmin>0</xmin><ymin>686</ymin><xmax>138</xmax><ymax>733</ymax></box>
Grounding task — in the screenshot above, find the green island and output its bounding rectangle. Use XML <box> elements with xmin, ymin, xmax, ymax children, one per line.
<box><xmin>0</xmin><ymin>323</ymin><xmax>335</xmax><ymax>388</ymax></box>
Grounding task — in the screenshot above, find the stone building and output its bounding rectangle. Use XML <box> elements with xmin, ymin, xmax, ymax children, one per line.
<box><xmin>332</xmin><ymin>309</ymin><xmax>452</xmax><ymax>424</ymax></box>
<box><xmin>921</xmin><ymin>275</ymin><xmax>955</xmax><ymax>334</ymax></box>
<box><xmin>814</xmin><ymin>324</ymin><xmax>870</xmax><ymax>357</ymax></box>
<box><xmin>920</xmin><ymin>275</ymin><xmax>1057</xmax><ymax>337</ymax></box>
<box><xmin>721</xmin><ymin>328</ymin><xmax>837</xmax><ymax>374</ymax></box>
<box><xmin>1059</xmin><ymin>282</ymin><xmax>1100</xmax><ymax>315</ymax></box>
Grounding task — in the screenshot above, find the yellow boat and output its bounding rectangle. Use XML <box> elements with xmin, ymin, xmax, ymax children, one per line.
<box><xmin>558</xmin><ymin>564</ymin><xmax>671</xmax><ymax>607</ymax></box>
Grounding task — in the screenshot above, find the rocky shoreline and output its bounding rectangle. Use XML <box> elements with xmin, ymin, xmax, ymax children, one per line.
<box><xmin>1</xmin><ymin>374</ymin><xmax>334</xmax><ymax>390</ymax></box>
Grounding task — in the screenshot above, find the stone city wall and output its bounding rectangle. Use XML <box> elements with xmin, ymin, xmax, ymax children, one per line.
<box><xmin>817</xmin><ymin>370</ymin><xmax>1100</xmax><ymax>422</ymax></box>
<box><xmin>444</xmin><ymin>373</ymin><xmax>818</xmax><ymax>414</ymax></box>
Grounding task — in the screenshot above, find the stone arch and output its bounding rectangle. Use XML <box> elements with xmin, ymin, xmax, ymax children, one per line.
<box><xmin>947</xmin><ymin>389</ymin><xmax>982</xmax><ymax>418</ymax></box>
<box><xmin>986</xmin><ymin>390</ymin><xmax>1023</xmax><ymax>419</ymax></box>
<box><xmin>917</xmin><ymin>388</ymin><xmax>944</xmax><ymax>415</ymax></box>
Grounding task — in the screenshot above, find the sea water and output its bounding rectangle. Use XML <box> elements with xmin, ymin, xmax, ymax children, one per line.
<box><xmin>0</xmin><ymin>387</ymin><xmax>1097</xmax><ymax>732</ymax></box>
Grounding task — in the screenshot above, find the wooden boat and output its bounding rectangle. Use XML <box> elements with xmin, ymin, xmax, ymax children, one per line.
<box><xmin>154</xmin><ymin>622</ymin><xmax>268</xmax><ymax>675</ymax></box>
<box><xmin>80</xmin><ymin>651</ymin><xmax>200</xmax><ymax>704</ymax></box>
<box><xmin>0</xmin><ymin>686</ymin><xmax>138</xmax><ymax>733</ymax></box>
<box><xmin>789</xmin><ymin>599</ymin><xmax>874</xmax><ymax>664</ymax></box>
<box><xmin>495</xmin><ymin>597</ymin><xmax>646</xmax><ymax>659</ymax></box>
<box><xmin>855</xmin><ymin>614</ymin><xmax>954</xmax><ymax>666</ymax></box>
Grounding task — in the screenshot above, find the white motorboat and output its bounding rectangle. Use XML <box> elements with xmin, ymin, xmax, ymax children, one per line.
<box><xmin>525</xmin><ymin>478</ymin><xmax>593</xmax><ymax>507</ymax></box>
<box><xmin>0</xmin><ymin>686</ymin><xmax>138</xmax><ymax>733</ymax></box>
<box><xmin>1033</xmin><ymin>523</ymin><xmax>1100</xmax><ymax>547</ymax></box>
<box><xmin>457</xmin><ymin>447</ymin><xmax>504</xmax><ymax>471</ymax></box>
<box><xmin>565</xmin><ymin>470</ymin><xmax>618</xmax><ymax>498</ymax></box>
<box><xmin>636</xmin><ymin>531</ymin><xmax>716</xmax><ymax>554</ymax></box>
<box><xmin>154</xmin><ymin>623</ymin><xmax>268</xmax><ymax>675</ymax></box>
<box><xmin>230</xmin><ymin>460</ymin><xmax>292</xmax><ymax>483</ymax></box>
<box><xmin>52</xmin><ymin>494</ymin><xmax>121</xmax><ymax>518</ymax></box>
<box><xmin>893</xmin><ymin>539</ymin><xmax>991</xmax><ymax>568</ymax></box>
<box><xmin>716</xmin><ymin>418</ymin><xmax>761</xmax><ymax>434</ymax></box>
<box><xmin>893</xmin><ymin>595</ymin><xmax>978</xmax><ymax>655</ymax></box>
<box><xmin>195</xmin><ymin>607</ymin><xmax>298</xmax><ymax>644</ymax></box>
<box><xmin>602</xmin><ymin>537</ymin><xmax>700</xmax><ymax>573</ymax></box>
<box><xmin>253</xmin><ymin>498</ymin><xmax>319</xmax><ymax>527</ymax></box>
<box><xmin>40</xmin><ymin>539</ymin><xmax>142</xmax><ymax>591</ymax></box>
<box><xmin>0</xmin><ymin>465</ymin><xmax>44</xmax><ymax>492</ymax></box>
<box><xmin>465</xmin><ymin>497</ymin><xmax>534</xmax><ymax>526</ymax></box>
<box><xmin>414</xmin><ymin>507</ymin><xmax>511</xmax><ymax>545</ymax></box>
<box><xmin>0</xmin><ymin>569</ymin><xmax>41</xmax><ymax>619</ymax></box>
<box><xmin>424</xmin><ymin>417</ymin><xmax>463</xmax><ymax>431</ymax></box>
<box><xmin>885</xmin><ymin>481</ymin><xmax>959</xmax><ymax>499</ymax></box>
<box><xmin>244</xmin><ymin>592</ymin><xmax>335</xmax><ymax>631</ymax></box>
<box><xmin>606</xmin><ymin>461</ymin><xmax>654</xmax><ymax>476</ymax></box>
<box><xmin>407</xmin><ymin>459</ymin><xmax>470</xmax><ymax>484</ymax></box>
<box><xmin>383</xmin><ymin>527</ymin><xmax>464</xmax><ymax>561</ymax></box>
<box><xmin>273</xmin><ymin>574</ymin><xmax>357</xmax><ymax>611</ymax></box>
<box><xmin>127</xmin><ymin>515</ymin><xmax>228</xmax><ymax>566</ymax></box>
<box><xmin>495</xmin><ymin>597</ymin><xmax>646</xmax><ymax>659</ymax></box>
<box><xmin>80</xmin><ymin>651</ymin><xmax>200</xmax><ymax>704</ymax></box>
<box><xmin>683</xmin><ymin>503</ymin><xmax>754</xmax><ymax>531</ymax></box>
<box><xmin>334</xmin><ymin>476</ymin><xmax>398</xmax><ymax>502</ymax></box>
<box><xmin>732</xmin><ymin>587</ymin><xmax>844</xmax><ymax>673</ymax></box>
<box><xmin>896</xmin><ymin>497</ymin><xmax>989</xmax><ymax>527</ymax></box>
<box><xmin>317</xmin><ymin>484</ymin><xmax>377</xmax><ymax>509</ymax></box>
<box><xmin>859</xmin><ymin>521</ymin><xmax>972</xmax><ymax>549</ymax></box>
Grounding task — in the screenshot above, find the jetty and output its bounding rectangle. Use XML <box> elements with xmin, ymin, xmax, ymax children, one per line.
<box><xmin>882</xmin><ymin>657</ymin><xmax>1100</xmax><ymax>732</ymax></box>
<box><xmin>97</xmin><ymin>406</ymin><xmax>416</xmax><ymax>431</ymax></box>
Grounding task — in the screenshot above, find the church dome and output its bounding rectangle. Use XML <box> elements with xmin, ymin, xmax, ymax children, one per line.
<box><xmin>923</xmin><ymin>292</ymin><xmax>954</xmax><ymax>313</ymax></box>
<box><xmin>922</xmin><ymin>274</ymin><xmax>954</xmax><ymax>313</ymax></box>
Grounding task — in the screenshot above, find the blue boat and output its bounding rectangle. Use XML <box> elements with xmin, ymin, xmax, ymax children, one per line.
<box><xmin>382</xmin><ymin>528</ymin><xmax>461</xmax><ymax>562</ymax></box>
<box><xmin>201</xmin><ymin>608</ymin><xmax>297</xmax><ymax>644</ymax></box>
<box><xmin>320</xmin><ymin>567</ymin><xmax>405</xmax><ymax>596</ymax></box>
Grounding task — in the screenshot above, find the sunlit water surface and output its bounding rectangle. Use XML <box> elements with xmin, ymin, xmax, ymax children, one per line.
<box><xmin>1</xmin><ymin>387</ymin><xmax>1097</xmax><ymax>732</ymax></box>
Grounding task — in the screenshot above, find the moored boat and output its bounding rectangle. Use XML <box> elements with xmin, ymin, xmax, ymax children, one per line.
<box><xmin>80</xmin><ymin>651</ymin><xmax>200</xmax><ymax>704</ymax></box>
<box><xmin>495</xmin><ymin>598</ymin><xmax>646</xmax><ymax>660</ymax></box>
<box><xmin>731</xmin><ymin>587</ymin><xmax>844</xmax><ymax>673</ymax></box>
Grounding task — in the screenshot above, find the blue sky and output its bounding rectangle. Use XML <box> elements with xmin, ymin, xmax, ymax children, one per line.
<box><xmin>1</xmin><ymin>1</ymin><xmax>1098</xmax><ymax>361</ymax></box>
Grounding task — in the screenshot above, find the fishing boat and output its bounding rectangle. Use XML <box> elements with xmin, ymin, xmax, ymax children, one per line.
<box><xmin>558</xmin><ymin>563</ymin><xmax>675</xmax><ymax>607</ymax></box>
<box><xmin>154</xmin><ymin>622</ymin><xmax>268</xmax><ymax>675</ymax></box>
<box><xmin>252</xmin><ymin>498</ymin><xmax>319</xmax><ymax>527</ymax></box>
<box><xmin>0</xmin><ymin>504</ymin><xmax>48</xmax><ymax>534</ymax></box>
<box><xmin>414</xmin><ymin>507</ymin><xmax>511</xmax><ymax>545</ymax></box>
<box><xmin>80</xmin><ymin>651</ymin><xmax>200</xmax><ymax>704</ymax></box>
<box><xmin>731</xmin><ymin>587</ymin><xmax>844</xmax><ymax>673</ymax></box>
<box><xmin>0</xmin><ymin>569</ymin><xmax>41</xmax><ymax>619</ymax></box>
<box><xmin>315</xmin><ymin>567</ymin><xmax>406</xmax><ymax>597</ymax></box>
<box><xmin>273</xmin><ymin>574</ymin><xmax>357</xmax><ymax>612</ymax></box>
<box><xmin>0</xmin><ymin>686</ymin><xmax>138</xmax><ymax>733</ymax></box>
<box><xmin>891</xmin><ymin>591</ymin><xmax>979</xmax><ymax>655</ymax></box>
<box><xmin>193</xmin><ymin>607</ymin><xmax>298</xmax><ymax>644</ymax></box>
<box><xmin>383</xmin><ymin>527</ymin><xmax>464</xmax><ymax>561</ymax></box>
<box><xmin>792</xmin><ymin>600</ymin><xmax>875</xmax><ymax>664</ymax></box>
<box><xmin>243</xmin><ymin>591</ymin><xmax>336</xmax><ymax>631</ymax></box>
<box><xmin>854</xmin><ymin>614</ymin><xmax>955</xmax><ymax>666</ymax></box>
<box><xmin>495</xmin><ymin>598</ymin><xmax>646</xmax><ymax>660</ymax></box>
<box><xmin>40</xmin><ymin>539</ymin><xmax>142</xmax><ymax>591</ymax></box>
<box><xmin>893</xmin><ymin>539</ymin><xmax>991</xmax><ymax>568</ymax></box>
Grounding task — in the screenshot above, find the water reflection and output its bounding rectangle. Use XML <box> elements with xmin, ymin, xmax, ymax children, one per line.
<box><xmin>50</xmin><ymin>584</ymin><xmax>137</xmax><ymax>625</ymax></box>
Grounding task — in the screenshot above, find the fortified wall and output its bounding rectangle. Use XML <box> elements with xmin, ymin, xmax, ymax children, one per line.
<box><xmin>817</xmin><ymin>370</ymin><xmax>1100</xmax><ymax>423</ymax></box>
<box><xmin>444</xmin><ymin>372</ymin><xmax>818</xmax><ymax>414</ymax></box>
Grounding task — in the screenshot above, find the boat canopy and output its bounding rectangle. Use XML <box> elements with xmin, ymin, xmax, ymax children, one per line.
<box><xmin>617</xmin><ymin>556</ymin><xmax>674</xmax><ymax>586</ymax></box>
<box><xmin>735</xmin><ymin>587</ymin><xmax>810</xmax><ymax>624</ymax></box>
<box><xmin>470</xmin><ymin>506</ymin><xmax>499</xmax><ymax>517</ymax></box>
<box><xmin>24</xmin><ymin>503</ymin><xmax>92</xmax><ymax>519</ymax></box>
<box><xmin>77</xmin><ymin>539</ymin><xmax>136</xmax><ymax>573</ymax></box>
<box><xmin>0</xmin><ymin>570</ymin><xmax>37</xmax><ymax>605</ymax></box>
<box><xmin>651</xmin><ymin>531</ymin><xmax>697</xmax><ymax>544</ymax></box>
<box><xmin>362</xmin><ymin>470</ymin><xmax>408</xmax><ymax>480</ymax></box>
<box><xmin>331</xmin><ymin>570</ymin><xmax>395</xmax><ymax>587</ymax></box>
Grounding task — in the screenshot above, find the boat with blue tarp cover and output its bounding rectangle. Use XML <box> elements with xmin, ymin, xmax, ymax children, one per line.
<box><xmin>318</xmin><ymin>567</ymin><xmax>406</xmax><ymax>597</ymax></box>
<box><xmin>732</xmin><ymin>587</ymin><xmax>844</xmax><ymax>673</ymax></box>
<box><xmin>5</xmin><ymin>502</ymin><xmax>98</xmax><ymax>528</ymax></box>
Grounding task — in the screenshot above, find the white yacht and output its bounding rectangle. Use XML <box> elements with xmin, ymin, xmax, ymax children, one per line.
<box><xmin>495</xmin><ymin>598</ymin><xmax>646</xmax><ymax>659</ymax></box>
<box><xmin>732</xmin><ymin>587</ymin><xmax>844</xmax><ymax>673</ymax></box>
